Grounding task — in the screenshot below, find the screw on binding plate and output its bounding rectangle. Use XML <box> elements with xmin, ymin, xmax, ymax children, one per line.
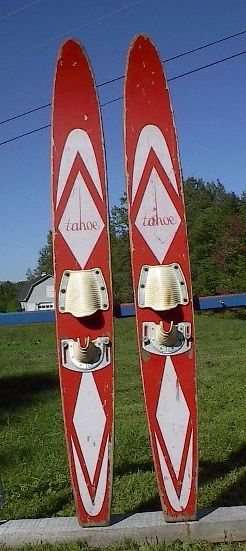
<box><xmin>142</xmin><ymin>322</ymin><xmax>191</xmax><ymax>356</ymax></box>
<box><xmin>61</xmin><ymin>336</ymin><xmax>110</xmax><ymax>372</ymax></box>
<box><xmin>138</xmin><ymin>264</ymin><xmax>189</xmax><ymax>311</ymax></box>
<box><xmin>58</xmin><ymin>269</ymin><xmax>109</xmax><ymax>317</ymax></box>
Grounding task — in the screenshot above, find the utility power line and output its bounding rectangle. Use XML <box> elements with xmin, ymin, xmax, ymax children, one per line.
<box><xmin>0</xmin><ymin>103</ymin><xmax>51</xmax><ymax>126</ymax></box>
<box><xmin>164</xmin><ymin>28</ymin><xmax>246</xmax><ymax>63</ymax></box>
<box><xmin>168</xmin><ymin>48</ymin><xmax>246</xmax><ymax>81</ymax></box>
<box><xmin>1</xmin><ymin>25</ymin><xmax>246</xmax><ymax>127</ymax></box>
<box><xmin>0</xmin><ymin>124</ymin><xmax>50</xmax><ymax>146</ymax></box>
<box><xmin>1</xmin><ymin>46</ymin><xmax>246</xmax><ymax>147</ymax></box>
<box><xmin>98</xmin><ymin>27</ymin><xmax>246</xmax><ymax>88</ymax></box>
<box><xmin>0</xmin><ymin>0</ymin><xmax>146</xmax><ymax>68</ymax></box>
<box><xmin>0</xmin><ymin>0</ymin><xmax>43</xmax><ymax>21</ymax></box>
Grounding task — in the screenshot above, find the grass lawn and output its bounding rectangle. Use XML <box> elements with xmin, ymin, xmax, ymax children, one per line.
<box><xmin>0</xmin><ymin>313</ymin><xmax>245</xmax><ymax>550</ymax></box>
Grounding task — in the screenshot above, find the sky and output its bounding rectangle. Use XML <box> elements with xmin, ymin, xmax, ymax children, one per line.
<box><xmin>1</xmin><ymin>0</ymin><xmax>246</xmax><ymax>282</ymax></box>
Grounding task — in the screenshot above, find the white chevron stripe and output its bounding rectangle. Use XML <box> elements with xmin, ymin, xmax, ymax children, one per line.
<box><xmin>156</xmin><ymin>430</ymin><xmax>193</xmax><ymax>512</ymax></box>
<box><xmin>56</xmin><ymin>128</ymin><xmax>103</xmax><ymax>207</ymax></box>
<box><xmin>72</xmin><ymin>436</ymin><xmax>109</xmax><ymax>517</ymax></box>
<box><xmin>132</xmin><ymin>124</ymin><xmax>178</xmax><ymax>203</ymax></box>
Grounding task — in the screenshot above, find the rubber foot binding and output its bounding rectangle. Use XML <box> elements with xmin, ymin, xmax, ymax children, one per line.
<box><xmin>59</xmin><ymin>269</ymin><xmax>109</xmax><ymax>317</ymax></box>
<box><xmin>138</xmin><ymin>264</ymin><xmax>189</xmax><ymax>311</ymax></box>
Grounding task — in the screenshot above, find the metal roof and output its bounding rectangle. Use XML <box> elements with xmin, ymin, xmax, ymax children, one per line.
<box><xmin>18</xmin><ymin>274</ymin><xmax>52</xmax><ymax>302</ymax></box>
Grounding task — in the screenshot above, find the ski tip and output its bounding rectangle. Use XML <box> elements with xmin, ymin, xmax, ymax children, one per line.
<box><xmin>53</xmin><ymin>37</ymin><xmax>97</xmax><ymax>97</ymax></box>
<box><xmin>56</xmin><ymin>38</ymin><xmax>84</xmax><ymax>63</ymax></box>
<box><xmin>125</xmin><ymin>33</ymin><xmax>168</xmax><ymax>92</ymax></box>
<box><xmin>59</xmin><ymin>37</ymin><xmax>81</xmax><ymax>53</ymax></box>
<box><xmin>129</xmin><ymin>33</ymin><xmax>151</xmax><ymax>47</ymax></box>
<box><xmin>127</xmin><ymin>33</ymin><xmax>157</xmax><ymax>54</ymax></box>
<box><xmin>126</xmin><ymin>33</ymin><xmax>163</xmax><ymax>70</ymax></box>
<box><xmin>56</xmin><ymin>38</ymin><xmax>96</xmax><ymax>73</ymax></box>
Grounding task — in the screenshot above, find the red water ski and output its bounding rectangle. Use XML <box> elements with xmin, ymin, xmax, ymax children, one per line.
<box><xmin>124</xmin><ymin>35</ymin><xmax>197</xmax><ymax>521</ymax></box>
<box><xmin>51</xmin><ymin>39</ymin><xmax>114</xmax><ymax>526</ymax></box>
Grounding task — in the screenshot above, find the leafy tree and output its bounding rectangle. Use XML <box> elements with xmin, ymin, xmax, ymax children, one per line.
<box><xmin>110</xmin><ymin>178</ymin><xmax>246</xmax><ymax>300</ymax></box>
<box><xmin>25</xmin><ymin>232</ymin><xmax>53</xmax><ymax>282</ymax></box>
<box><xmin>0</xmin><ymin>281</ymin><xmax>23</xmax><ymax>312</ymax></box>
<box><xmin>184</xmin><ymin>178</ymin><xmax>246</xmax><ymax>295</ymax></box>
<box><xmin>110</xmin><ymin>232</ymin><xmax>133</xmax><ymax>303</ymax></box>
<box><xmin>110</xmin><ymin>193</ymin><xmax>129</xmax><ymax>235</ymax></box>
<box><xmin>212</xmin><ymin>214</ymin><xmax>246</xmax><ymax>293</ymax></box>
<box><xmin>25</xmin><ymin>267</ymin><xmax>35</xmax><ymax>281</ymax></box>
<box><xmin>6</xmin><ymin>299</ymin><xmax>21</xmax><ymax>312</ymax></box>
<box><xmin>110</xmin><ymin>193</ymin><xmax>132</xmax><ymax>303</ymax></box>
<box><xmin>24</xmin><ymin>178</ymin><xmax>245</xmax><ymax>302</ymax></box>
<box><xmin>34</xmin><ymin>230</ymin><xmax>53</xmax><ymax>277</ymax></box>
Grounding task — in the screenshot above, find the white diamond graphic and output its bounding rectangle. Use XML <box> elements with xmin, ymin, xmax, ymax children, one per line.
<box><xmin>156</xmin><ymin>356</ymin><xmax>190</xmax><ymax>478</ymax></box>
<box><xmin>59</xmin><ymin>173</ymin><xmax>104</xmax><ymax>268</ymax></box>
<box><xmin>135</xmin><ymin>168</ymin><xmax>181</xmax><ymax>262</ymax></box>
<box><xmin>73</xmin><ymin>372</ymin><xmax>106</xmax><ymax>481</ymax></box>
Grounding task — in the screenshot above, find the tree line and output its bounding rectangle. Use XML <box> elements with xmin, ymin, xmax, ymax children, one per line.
<box><xmin>1</xmin><ymin>177</ymin><xmax>245</xmax><ymax>311</ymax></box>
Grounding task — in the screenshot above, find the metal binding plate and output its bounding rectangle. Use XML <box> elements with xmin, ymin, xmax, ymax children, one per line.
<box><xmin>61</xmin><ymin>337</ymin><xmax>110</xmax><ymax>372</ymax></box>
<box><xmin>59</xmin><ymin>268</ymin><xmax>109</xmax><ymax>317</ymax></box>
<box><xmin>138</xmin><ymin>264</ymin><xmax>189</xmax><ymax>311</ymax></box>
<box><xmin>142</xmin><ymin>322</ymin><xmax>191</xmax><ymax>356</ymax></box>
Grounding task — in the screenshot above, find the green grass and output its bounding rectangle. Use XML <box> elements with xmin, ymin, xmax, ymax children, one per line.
<box><xmin>0</xmin><ymin>314</ymin><xmax>245</xmax><ymax>550</ymax></box>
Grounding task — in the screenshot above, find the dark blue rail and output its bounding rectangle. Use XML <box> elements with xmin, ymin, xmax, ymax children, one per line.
<box><xmin>115</xmin><ymin>293</ymin><xmax>246</xmax><ymax>317</ymax></box>
<box><xmin>0</xmin><ymin>293</ymin><xmax>245</xmax><ymax>326</ymax></box>
<box><xmin>194</xmin><ymin>293</ymin><xmax>246</xmax><ymax>311</ymax></box>
<box><xmin>0</xmin><ymin>310</ymin><xmax>55</xmax><ymax>326</ymax></box>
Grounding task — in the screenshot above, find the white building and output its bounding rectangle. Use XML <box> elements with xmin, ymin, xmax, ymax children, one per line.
<box><xmin>19</xmin><ymin>274</ymin><xmax>54</xmax><ymax>311</ymax></box>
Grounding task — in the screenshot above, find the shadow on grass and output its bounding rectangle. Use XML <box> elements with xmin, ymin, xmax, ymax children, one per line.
<box><xmin>117</xmin><ymin>443</ymin><xmax>245</xmax><ymax>516</ymax></box>
<box><xmin>128</xmin><ymin>467</ymin><xmax>246</xmax><ymax>517</ymax></box>
<box><xmin>199</xmin><ymin>443</ymin><xmax>246</xmax><ymax>486</ymax></box>
<box><xmin>0</xmin><ymin>372</ymin><xmax>59</xmax><ymax>421</ymax></box>
<box><xmin>34</xmin><ymin>491</ymin><xmax>74</xmax><ymax>519</ymax></box>
<box><xmin>0</xmin><ymin>444</ymin><xmax>35</xmax><ymax>468</ymax></box>
<box><xmin>116</xmin><ymin>444</ymin><xmax>245</xmax><ymax>480</ymax></box>
<box><xmin>212</xmin><ymin>470</ymin><xmax>246</xmax><ymax>508</ymax></box>
<box><xmin>199</xmin><ymin>442</ymin><xmax>246</xmax><ymax>508</ymax></box>
<box><xmin>130</xmin><ymin>494</ymin><xmax>161</xmax><ymax>514</ymax></box>
<box><xmin>114</xmin><ymin>459</ymin><xmax>154</xmax><ymax>477</ymax></box>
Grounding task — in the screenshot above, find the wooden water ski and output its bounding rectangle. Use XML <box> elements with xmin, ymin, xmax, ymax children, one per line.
<box><xmin>124</xmin><ymin>35</ymin><xmax>197</xmax><ymax>521</ymax></box>
<box><xmin>51</xmin><ymin>39</ymin><xmax>114</xmax><ymax>526</ymax></box>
